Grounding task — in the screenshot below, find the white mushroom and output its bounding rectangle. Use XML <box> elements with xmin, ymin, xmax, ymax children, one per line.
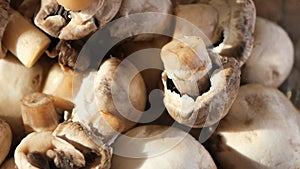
<box><xmin>241</xmin><ymin>17</ymin><xmax>294</xmax><ymax>87</ymax></box>
<box><xmin>14</xmin><ymin>132</ymin><xmax>85</xmax><ymax>169</ymax></box>
<box><xmin>207</xmin><ymin>84</ymin><xmax>300</xmax><ymax>169</ymax></box>
<box><xmin>0</xmin><ymin>54</ymin><xmax>43</xmax><ymax>142</ymax></box>
<box><xmin>0</xmin><ymin>118</ymin><xmax>12</xmax><ymax>166</ymax></box>
<box><xmin>161</xmin><ymin>36</ymin><xmax>240</xmax><ymax>128</ymax></box>
<box><xmin>53</xmin><ymin>121</ymin><xmax>113</xmax><ymax>169</ymax></box>
<box><xmin>111</xmin><ymin>125</ymin><xmax>217</xmax><ymax>169</ymax></box>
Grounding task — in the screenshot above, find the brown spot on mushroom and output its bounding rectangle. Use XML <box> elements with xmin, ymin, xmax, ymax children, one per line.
<box><xmin>27</xmin><ymin>151</ymin><xmax>50</xmax><ymax>169</ymax></box>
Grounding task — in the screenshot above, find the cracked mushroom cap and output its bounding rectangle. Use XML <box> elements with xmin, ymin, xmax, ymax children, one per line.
<box><xmin>34</xmin><ymin>0</ymin><xmax>122</xmax><ymax>40</ymax></box>
<box><xmin>207</xmin><ymin>84</ymin><xmax>300</xmax><ymax>169</ymax></box>
<box><xmin>53</xmin><ymin>121</ymin><xmax>113</xmax><ymax>169</ymax></box>
<box><xmin>14</xmin><ymin>132</ymin><xmax>85</xmax><ymax>169</ymax></box>
<box><xmin>161</xmin><ymin>37</ymin><xmax>240</xmax><ymax>128</ymax></box>
<box><xmin>241</xmin><ymin>17</ymin><xmax>294</xmax><ymax>87</ymax></box>
<box><xmin>176</xmin><ymin>0</ymin><xmax>256</xmax><ymax>66</ymax></box>
<box><xmin>0</xmin><ymin>0</ymin><xmax>10</xmax><ymax>58</ymax></box>
<box><xmin>111</xmin><ymin>125</ymin><xmax>217</xmax><ymax>169</ymax></box>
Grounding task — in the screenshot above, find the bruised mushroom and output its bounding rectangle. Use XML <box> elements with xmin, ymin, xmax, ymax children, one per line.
<box><xmin>0</xmin><ymin>118</ymin><xmax>12</xmax><ymax>166</ymax></box>
<box><xmin>0</xmin><ymin>54</ymin><xmax>43</xmax><ymax>142</ymax></box>
<box><xmin>175</xmin><ymin>0</ymin><xmax>256</xmax><ymax>66</ymax></box>
<box><xmin>241</xmin><ymin>17</ymin><xmax>294</xmax><ymax>87</ymax></box>
<box><xmin>53</xmin><ymin>121</ymin><xmax>113</xmax><ymax>169</ymax></box>
<box><xmin>207</xmin><ymin>84</ymin><xmax>300</xmax><ymax>169</ymax></box>
<box><xmin>34</xmin><ymin>0</ymin><xmax>122</xmax><ymax>40</ymax></box>
<box><xmin>14</xmin><ymin>132</ymin><xmax>85</xmax><ymax>169</ymax></box>
<box><xmin>112</xmin><ymin>125</ymin><xmax>217</xmax><ymax>169</ymax></box>
<box><xmin>161</xmin><ymin>36</ymin><xmax>240</xmax><ymax>128</ymax></box>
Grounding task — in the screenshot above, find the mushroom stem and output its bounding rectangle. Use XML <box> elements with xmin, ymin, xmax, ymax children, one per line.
<box><xmin>21</xmin><ymin>92</ymin><xmax>59</xmax><ymax>134</ymax></box>
<box><xmin>161</xmin><ymin>36</ymin><xmax>212</xmax><ymax>96</ymax></box>
<box><xmin>2</xmin><ymin>9</ymin><xmax>51</xmax><ymax>68</ymax></box>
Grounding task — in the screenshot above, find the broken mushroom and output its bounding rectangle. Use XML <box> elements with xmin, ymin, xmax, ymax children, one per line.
<box><xmin>53</xmin><ymin>121</ymin><xmax>113</xmax><ymax>169</ymax></box>
<box><xmin>21</xmin><ymin>92</ymin><xmax>60</xmax><ymax>134</ymax></box>
<box><xmin>15</xmin><ymin>132</ymin><xmax>85</xmax><ymax>169</ymax></box>
<box><xmin>34</xmin><ymin>0</ymin><xmax>122</xmax><ymax>40</ymax></box>
<box><xmin>175</xmin><ymin>0</ymin><xmax>256</xmax><ymax>66</ymax></box>
<box><xmin>112</xmin><ymin>125</ymin><xmax>217</xmax><ymax>169</ymax></box>
<box><xmin>241</xmin><ymin>17</ymin><xmax>294</xmax><ymax>87</ymax></box>
<box><xmin>0</xmin><ymin>54</ymin><xmax>43</xmax><ymax>142</ymax></box>
<box><xmin>207</xmin><ymin>84</ymin><xmax>300</xmax><ymax>169</ymax></box>
<box><xmin>161</xmin><ymin>36</ymin><xmax>240</xmax><ymax>128</ymax></box>
<box><xmin>0</xmin><ymin>118</ymin><xmax>12</xmax><ymax>166</ymax></box>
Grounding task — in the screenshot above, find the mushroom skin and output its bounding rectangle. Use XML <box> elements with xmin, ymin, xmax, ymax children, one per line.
<box><xmin>0</xmin><ymin>158</ymin><xmax>17</xmax><ymax>169</ymax></box>
<box><xmin>0</xmin><ymin>54</ymin><xmax>43</xmax><ymax>143</ymax></box>
<box><xmin>0</xmin><ymin>0</ymin><xmax>9</xmax><ymax>58</ymax></box>
<box><xmin>53</xmin><ymin>121</ymin><xmax>113</xmax><ymax>169</ymax></box>
<box><xmin>34</xmin><ymin>0</ymin><xmax>122</xmax><ymax>40</ymax></box>
<box><xmin>111</xmin><ymin>125</ymin><xmax>217</xmax><ymax>169</ymax></box>
<box><xmin>161</xmin><ymin>36</ymin><xmax>240</xmax><ymax>128</ymax></box>
<box><xmin>241</xmin><ymin>17</ymin><xmax>294</xmax><ymax>87</ymax></box>
<box><xmin>0</xmin><ymin>119</ymin><xmax>12</xmax><ymax>166</ymax></box>
<box><xmin>14</xmin><ymin>132</ymin><xmax>85</xmax><ymax>169</ymax></box>
<box><xmin>207</xmin><ymin>84</ymin><xmax>300</xmax><ymax>169</ymax></box>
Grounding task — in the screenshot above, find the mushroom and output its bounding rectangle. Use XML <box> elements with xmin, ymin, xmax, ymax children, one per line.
<box><xmin>0</xmin><ymin>118</ymin><xmax>12</xmax><ymax>166</ymax></box>
<box><xmin>110</xmin><ymin>0</ymin><xmax>173</xmax><ymax>41</ymax></box>
<box><xmin>0</xmin><ymin>158</ymin><xmax>17</xmax><ymax>169</ymax></box>
<box><xmin>161</xmin><ymin>36</ymin><xmax>240</xmax><ymax>128</ymax></box>
<box><xmin>2</xmin><ymin>8</ymin><xmax>51</xmax><ymax>67</ymax></box>
<box><xmin>111</xmin><ymin>125</ymin><xmax>217</xmax><ymax>169</ymax></box>
<box><xmin>0</xmin><ymin>54</ymin><xmax>43</xmax><ymax>143</ymax></box>
<box><xmin>0</xmin><ymin>0</ymin><xmax>9</xmax><ymax>59</ymax></box>
<box><xmin>241</xmin><ymin>17</ymin><xmax>294</xmax><ymax>87</ymax></box>
<box><xmin>175</xmin><ymin>0</ymin><xmax>256</xmax><ymax>66</ymax></box>
<box><xmin>14</xmin><ymin>132</ymin><xmax>85</xmax><ymax>169</ymax></box>
<box><xmin>34</xmin><ymin>0</ymin><xmax>122</xmax><ymax>40</ymax></box>
<box><xmin>53</xmin><ymin>121</ymin><xmax>113</xmax><ymax>169</ymax></box>
<box><xmin>206</xmin><ymin>84</ymin><xmax>300</xmax><ymax>169</ymax></box>
<box><xmin>21</xmin><ymin>92</ymin><xmax>60</xmax><ymax>134</ymax></box>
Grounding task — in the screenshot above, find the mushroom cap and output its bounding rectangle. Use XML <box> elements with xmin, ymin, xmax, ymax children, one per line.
<box><xmin>53</xmin><ymin>121</ymin><xmax>113</xmax><ymax>169</ymax></box>
<box><xmin>0</xmin><ymin>158</ymin><xmax>16</xmax><ymax>169</ymax></box>
<box><xmin>162</xmin><ymin>52</ymin><xmax>240</xmax><ymax>128</ymax></box>
<box><xmin>207</xmin><ymin>84</ymin><xmax>300</xmax><ymax>169</ymax></box>
<box><xmin>14</xmin><ymin>132</ymin><xmax>85</xmax><ymax>169</ymax></box>
<box><xmin>111</xmin><ymin>125</ymin><xmax>217</xmax><ymax>169</ymax></box>
<box><xmin>241</xmin><ymin>17</ymin><xmax>294</xmax><ymax>87</ymax></box>
<box><xmin>0</xmin><ymin>118</ymin><xmax>12</xmax><ymax>166</ymax></box>
<box><xmin>111</xmin><ymin>0</ymin><xmax>173</xmax><ymax>41</ymax></box>
<box><xmin>0</xmin><ymin>0</ymin><xmax>10</xmax><ymax>58</ymax></box>
<box><xmin>207</xmin><ymin>0</ymin><xmax>256</xmax><ymax>66</ymax></box>
<box><xmin>34</xmin><ymin>0</ymin><xmax>122</xmax><ymax>40</ymax></box>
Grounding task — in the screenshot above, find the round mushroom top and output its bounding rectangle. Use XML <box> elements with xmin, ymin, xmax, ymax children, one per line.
<box><xmin>0</xmin><ymin>0</ymin><xmax>10</xmax><ymax>58</ymax></box>
<box><xmin>111</xmin><ymin>125</ymin><xmax>217</xmax><ymax>169</ymax></box>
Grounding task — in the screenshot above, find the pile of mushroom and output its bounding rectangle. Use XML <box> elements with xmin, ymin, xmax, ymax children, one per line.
<box><xmin>0</xmin><ymin>0</ymin><xmax>300</xmax><ymax>168</ymax></box>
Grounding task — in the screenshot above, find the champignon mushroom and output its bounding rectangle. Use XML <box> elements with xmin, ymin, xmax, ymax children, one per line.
<box><xmin>21</xmin><ymin>92</ymin><xmax>60</xmax><ymax>134</ymax></box>
<box><xmin>207</xmin><ymin>84</ymin><xmax>300</xmax><ymax>169</ymax></box>
<box><xmin>0</xmin><ymin>158</ymin><xmax>17</xmax><ymax>169</ymax></box>
<box><xmin>110</xmin><ymin>0</ymin><xmax>173</xmax><ymax>41</ymax></box>
<box><xmin>241</xmin><ymin>17</ymin><xmax>294</xmax><ymax>87</ymax></box>
<box><xmin>175</xmin><ymin>0</ymin><xmax>256</xmax><ymax>66</ymax></box>
<box><xmin>53</xmin><ymin>121</ymin><xmax>113</xmax><ymax>169</ymax></box>
<box><xmin>0</xmin><ymin>54</ymin><xmax>43</xmax><ymax>143</ymax></box>
<box><xmin>0</xmin><ymin>118</ymin><xmax>12</xmax><ymax>166</ymax></box>
<box><xmin>14</xmin><ymin>132</ymin><xmax>85</xmax><ymax>169</ymax></box>
<box><xmin>34</xmin><ymin>0</ymin><xmax>122</xmax><ymax>40</ymax></box>
<box><xmin>161</xmin><ymin>36</ymin><xmax>240</xmax><ymax>128</ymax></box>
<box><xmin>2</xmin><ymin>8</ymin><xmax>51</xmax><ymax>67</ymax></box>
<box><xmin>111</xmin><ymin>125</ymin><xmax>217</xmax><ymax>169</ymax></box>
